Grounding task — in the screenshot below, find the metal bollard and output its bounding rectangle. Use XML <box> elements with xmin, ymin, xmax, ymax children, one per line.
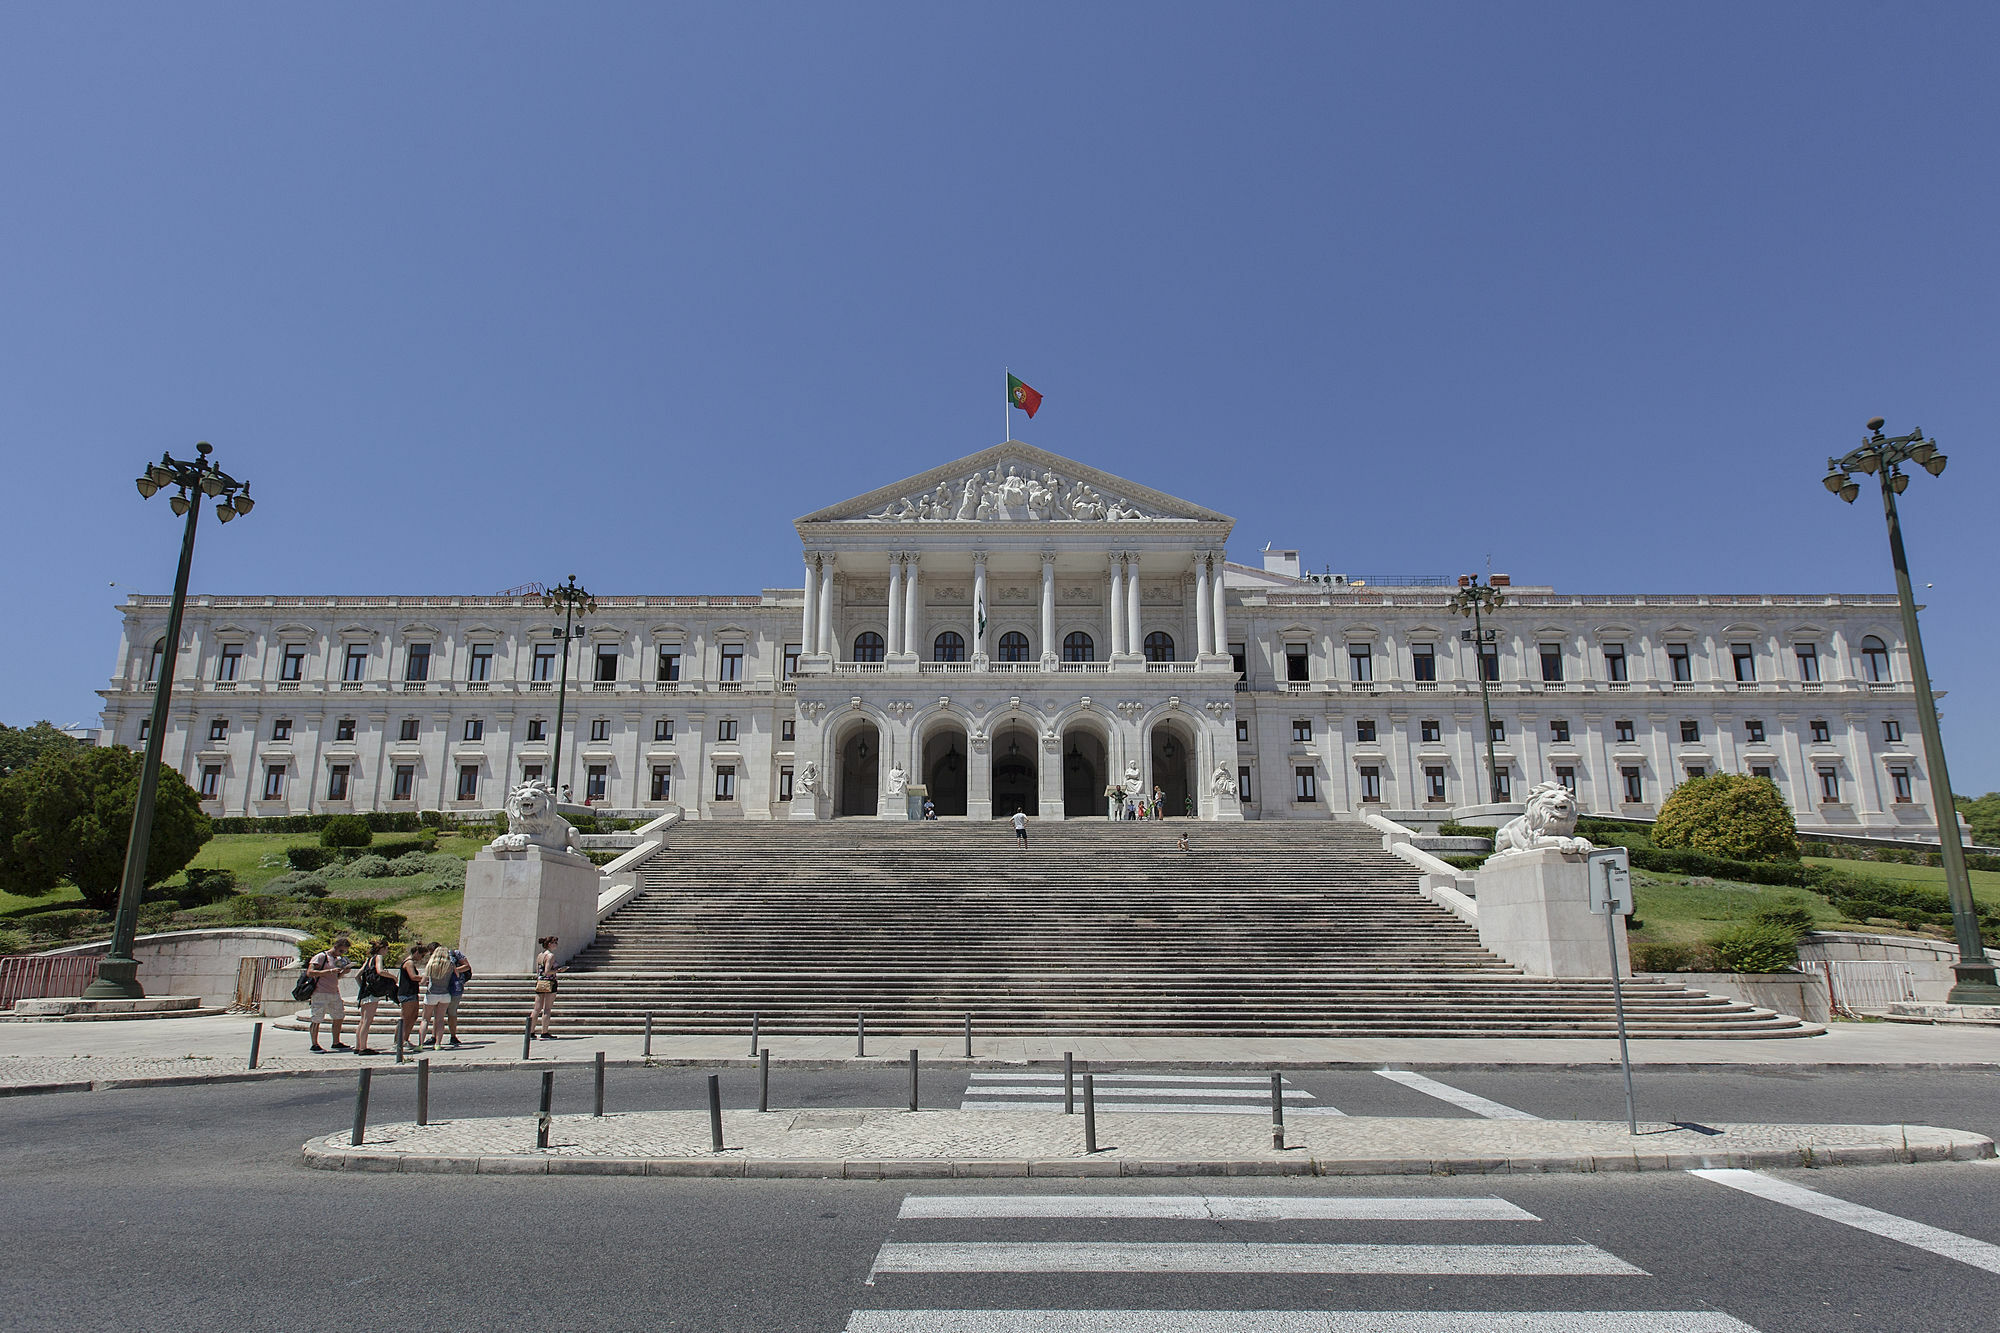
<box><xmin>395</xmin><ymin>1020</ymin><xmax>406</xmax><ymax>1065</ymax></box>
<box><xmin>417</xmin><ymin>1058</ymin><xmax>430</xmax><ymax>1126</ymax></box>
<box><xmin>758</xmin><ymin>1048</ymin><xmax>770</xmax><ymax>1113</ymax></box>
<box><xmin>964</xmin><ymin>1013</ymin><xmax>972</xmax><ymax>1059</ymax></box>
<box><xmin>908</xmin><ymin>1049</ymin><xmax>920</xmax><ymax>1112</ymax></box>
<box><xmin>707</xmin><ymin>1073</ymin><xmax>724</xmax><ymax>1152</ymax></box>
<box><xmin>594</xmin><ymin>1050</ymin><xmax>606</xmax><ymax>1117</ymax></box>
<box><xmin>750</xmin><ymin>1012</ymin><xmax>759</xmax><ymax>1057</ymax></box>
<box><xmin>536</xmin><ymin>1070</ymin><xmax>554</xmax><ymax>1149</ymax></box>
<box><xmin>856</xmin><ymin>1012</ymin><xmax>866</xmax><ymax>1058</ymax></box>
<box><xmin>522</xmin><ymin>1011</ymin><xmax>534</xmax><ymax>1062</ymax></box>
<box><xmin>1064</xmin><ymin>1052</ymin><xmax>1074</xmax><ymax>1114</ymax></box>
<box><xmin>1271</xmin><ymin>1072</ymin><xmax>1285</xmax><ymax>1150</ymax></box>
<box><xmin>248</xmin><ymin>1021</ymin><xmax>263</xmax><ymax>1070</ymax></box>
<box><xmin>644</xmin><ymin>1012</ymin><xmax>653</xmax><ymax>1058</ymax></box>
<box><xmin>1083</xmin><ymin>1073</ymin><xmax>1097</xmax><ymax>1153</ymax></box>
<box><xmin>350</xmin><ymin>1068</ymin><xmax>372</xmax><ymax>1146</ymax></box>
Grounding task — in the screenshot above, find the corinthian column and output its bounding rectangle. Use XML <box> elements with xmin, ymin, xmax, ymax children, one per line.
<box><xmin>971</xmin><ymin>552</ymin><xmax>988</xmax><ymax>662</ymax></box>
<box><xmin>1125</xmin><ymin>552</ymin><xmax>1143</xmax><ymax>657</ymax></box>
<box><xmin>817</xmin><ymin>555</ymin><xmax>836</xmax><ymax>656</ymax></box>
<box><xmin>1106</xmin><ymin>554</ymin><xmax>1126</xmax><ymax>658</ymax></box>
<box><xmin>1040</xmin><ymin>551</ymin><xmax>1057</xmax><ymax>666</ymax></box>
<box><xmin>886</xmin><ymin>553</ymin><xmax>906</xmax><ymax>658</ymax></box>
<box><xmin>904</xmin><ymin>553</ymin><xmax>922</xmax><ymax>660</ymax></box>
<box><xmin>1195</xmin><ymin>553</ymin><xmax>1213</xmax><ymax>657</ymax></box>
<box><xmin>1211</xmin><ymin>552</ymin><xmax>1229</xmax><ymax>658</ymax></box>
<box><xmin>802</xmin><ymin>554</ymin><xmax>820</xmax><ymax>656</ymax></box>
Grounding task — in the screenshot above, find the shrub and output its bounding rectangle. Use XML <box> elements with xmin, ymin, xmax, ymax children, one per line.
<box><xmin>264</xmin><ymin>870</ymin><xmax>329</xmax><ymax>899</ymax></box>
<box><xmin>1437</xmin><ymin>822</ymin><xmax>1495</xmax><ymax>840</ymax></box>
<box><xmin>1632</xmin><ymin>941</ymin><xmax>1701</xmax><ymax>973</ymax></box>
<box><xmin>1654</xmin><ymin>774</ymin><xmax>1799</xmax><ymax>862</ymax></box>
<box><xmin>138</xmin><ymin>901</ymin><xmax>181</xmax><ymax>928</ymax></box>
<box><xmin>18</xmin><ymin>908</ymin><xmax>112</xmax><ymax>941</ymax></box>
<box><xmin>344</xmin><ymin>853</ymin><xmax>391</xmax><ymax>878</ymax></box>
<box><xmin>1705</xmin><ymin>923</ymin><xmax>1800</xmax><ymax>973</ymax></box>
<box><xmin>369</xmin><ymin>834</ymin><xmax>438</xmax><ymax>859</ymax></box>
<box><xmin>286</xmin><ymin>845</ymin><xmax>338</xmax><ymax>872</ymax></box>
<box><xmin>1575</xmin><ymin>819</ymin><xmax>1654</xmax><ymax>848</ymax></box>
<box><xmin>0</xmin><ymin>927</ymin><xmax>30</xmax><ymax>955</ymax></box>
<box><xmin>1628</xmin><ymin>846</ymin><xmax>1816</xmax><ymax>887</ymax></box>
<box><xmin>319</xmin><ymin>815</ymin><xmax>374</xmax><ymax>849</ymax></box>
<box><xmin>566</xmin><ymin>812</ymin><xmax>600</xmax><ymax>833</ymax></box>
<box><xmin>385</xmin><ymin>852</ymin><xmax>429</xmax><ymax>877</ymax></box>
<box><xmin>1750</xmin><ymin>898</ymin><xmax>1819</xmax><ymax>940</ymax></box>
<box><xmin>1440</xmin><ymin>853</ymin><xmax>1490</xmax><ymax>870</ymax></box>
<box><xmin>179</xmin><ymin>867</ymin><xmax>238</xmax><ymax>906</ymax></box>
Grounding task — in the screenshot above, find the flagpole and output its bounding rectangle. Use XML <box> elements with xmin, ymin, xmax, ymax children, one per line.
<box><xmin>1004</xmin><ymin>365</ymin><xmax>1011</xmax><ymax>442</ymax></box>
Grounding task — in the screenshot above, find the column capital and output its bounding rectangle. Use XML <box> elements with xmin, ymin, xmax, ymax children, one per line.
<box><xmin>902</xmin><ymin>551</ymin><xmax>921</xmax><ymax>568</ymax></box>
<box><xmin>1040</xmin><ymin>550</ymin><xmax>1058</xmax><ymax>567</ymax></box>
<box><xmin>971</xmin><ymin>550</ymin><xmax>988</xmax><ymax>569</ymax></box>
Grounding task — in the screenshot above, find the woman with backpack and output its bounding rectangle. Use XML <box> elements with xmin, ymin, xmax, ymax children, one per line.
<box><xmin>396</xmin><ymin>943</ymin><xmax>429</xmax><ymax>1053</ymax></box>
<box><xmin>351</xmin><ymin>939</ymin><xmax>395</xmax><ymax>1055</ymax></box>
<box><xmin>419</xmin><ymin>943</ymin><xmax>456</xmax><ymax>1048</ymax></box>
<box><xmin>532</xmin><ymin>935</ymin><xmax>564</xmax><ymax>1040</ymax></box>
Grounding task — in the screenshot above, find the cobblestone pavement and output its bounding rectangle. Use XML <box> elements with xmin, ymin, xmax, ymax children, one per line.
<box><xmin>300</xmin><ymin>1108</ymin><xmax>1994</xmax><ymax>1177</ymax></box>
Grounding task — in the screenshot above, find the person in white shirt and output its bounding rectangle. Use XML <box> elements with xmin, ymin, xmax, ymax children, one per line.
<box><xmin>1012</xmin><ymin>810</ymin><xmax>1027</xmax><ymax>848</ymax></box>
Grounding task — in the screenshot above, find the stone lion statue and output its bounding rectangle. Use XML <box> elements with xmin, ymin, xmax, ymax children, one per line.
<box><xmin>1491</xmin><ymin>781</ymin><xmax>1593</xmax><ymax>858</ymax></box>
<box><xmin>491</xmin><ymin>778</ymin><xmax>584</xmax><ymax>854</ymax></box>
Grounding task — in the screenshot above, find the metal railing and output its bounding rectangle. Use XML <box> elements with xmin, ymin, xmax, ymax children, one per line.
<box><xmin>1</xmin><ymin>955</ymin><xmax>103</xmax><ymax>1007</ymax></box>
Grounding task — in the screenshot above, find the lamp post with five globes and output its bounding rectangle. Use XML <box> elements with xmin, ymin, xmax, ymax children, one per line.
<box><xmin>1822</xmin><ymin>418</ymin><xmax>1998</xmax><ymax>1003</ymax></box>
<box><xmin>84</xmin><ymin>444</ymin><xmax>254</xmax><ymax>1000</ymax></box>
<box><xmin>541</xmin><ymin>575</ymin><xmax>597</xmax><ymax>802</ymax></box>
<box><xmin>1450</xmin><ymin>575</ymin><xmax>1506</xmax><ymax>805</ymax></box>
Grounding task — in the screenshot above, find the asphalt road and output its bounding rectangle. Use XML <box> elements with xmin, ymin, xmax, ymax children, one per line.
<box><xmin>5</xmin><ymin>1068</ymin><xmax>1998</xmax><ymax>1333</ymax></box>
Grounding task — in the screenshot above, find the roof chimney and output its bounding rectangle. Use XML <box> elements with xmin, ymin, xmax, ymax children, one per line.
<box><xmin>1262</xmin><ymin>548</ymin><xmax>1301</xmax><ymax>579</ymax></box>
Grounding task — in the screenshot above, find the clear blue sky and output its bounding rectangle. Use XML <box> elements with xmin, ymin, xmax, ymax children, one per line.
<box><xmin>4</xmin><ymin>4</ymin><xmax>1997</xmax><ymax>791</ymax></box>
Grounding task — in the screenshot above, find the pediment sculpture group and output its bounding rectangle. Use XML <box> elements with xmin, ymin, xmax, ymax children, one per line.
<box><xmin>868</xmin><ymin>464</ymin><xmax>1166</xmax><ymax>523</ymax></box>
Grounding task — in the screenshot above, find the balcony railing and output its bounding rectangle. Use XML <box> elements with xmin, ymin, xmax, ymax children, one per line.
<box><xmin>1145</xmin><ymin>662</ymin><xmax>1198</xmax><ymax>673</ymax></box>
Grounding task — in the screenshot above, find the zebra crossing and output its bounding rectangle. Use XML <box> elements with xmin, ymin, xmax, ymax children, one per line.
<box><xmin>844</xmin><ymin>1191</ymin><xmax>1766</xmax><ymax>1332</ymax></box>
<box><xmin>959</xmin><ymin>1071</ymin><xmax>1344</xmax><ymax>1116</ymax></box>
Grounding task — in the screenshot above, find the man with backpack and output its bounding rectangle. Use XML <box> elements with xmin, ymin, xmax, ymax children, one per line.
<box><xmin>446</xmin><ymin>945</ymin><xmax>473</xmax><ymax>1047</ymax></box>
<box><xmin>305</xmin><ymin>934</ymin><xmax>354</xmax><ymax>1053</ymax></box>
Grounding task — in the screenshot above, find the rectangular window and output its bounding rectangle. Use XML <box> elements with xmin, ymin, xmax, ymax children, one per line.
<box><xmin>1358</xmin><ymin>766</ymin><xmax>1382</xmax><ymax>802</ymax></box>
<box><xmin>532</xmin><ymin>644</ymin><xmax>559</xmax><ymax>682</ymax></box>
<box><xmin>1819</xmin><ymin>767</ymin><xmax>1841</xmax><ymax>802</ymax></box>
<box><xmin>1680</xmin><ymin>720</ymin><xmax>1700</xmax><ymax>743</ymax></box>
<box><xmin>327</xmin><ymin>765</ymin><xmax>349</xmax><ymax>801</ymax></box>
<box><xmin>1489</xmin><ymin>719</ymin><xmax>1505</xmax><ymax>743</ymax></box>
<box><xmin>1890</xmin><ymin>766</ymin><xmax>1912</xmax><ymax>802</ymax></box>
<box><xmin>262</xmin><ymin>765</ymin><xmax>285</xmax><ymax>801</ymax></box>
<box><xmin>137</xmin><ymin>719</ymin><xmax>151</xmax><ymax>744</ymax></box>
<box><xmin>1732</xmin><ymin>643</ymin><xmax>1756</xmax><ymax>682</ymax></box>
<box><xmin>1355</xmin><ymin>719</ymin><xmax>1377</xmax><ymax>743</ymax></box>
<box><xmin>469</xmin><ymin>645</ymin><xmax>492</xmax><ymax>682</ymax></box>
<box><xmin>457</xmin><ymin>765</ymin><xmax>479</xmax><ymax>801</ymax></box>
<box><xmin>343</xmin><ymin>645</ymin><xmax>369</xmax><ymax>682</ymax></box>
<box><xmin>595</xmin><ymin>646</ymin><xmax>619</xmax><ymax>683</ymax></box>
<box><xmin>528</xmin><ymin>719</ymin><xmax>547</xmax><ymax>742</ymax></box>
<box><xmin>1615</xmin><ymin>719</ymin><xmax>1635</xmax><ymax>743</ymax></box>
<box><xmin>714</xmin><ymin>765</ymin><xmax>736</xmax><ymax>801</ymax></box>
<box><xmin>1348</xmin><ymin>645</ymin><xmax>1373</xmax><ymax>682</ymax></box>
<box><xmin>655</xmin><ymin>718</ymin><xmax>674</xmax><ymax>742</ymax></box>
<box><xmin>778</xmin><ymin>766</ymin><xmax>794</xmax><ymax>801</ymax></box>
<box><xmin>1229</xmin><ymin>644</ymin><xmax>1246</xmax><ymax>679</ymax></box>
<box><xmin>217</xmin><ymin>645</ymin><xmax>242</xmax><ymax>681</ymax></box>
<box><xmin>1550</xmin><ymin>720</ymin><xmax>1570</xmax><ymax>743</ymax></box>
<box><xmin>1480</xmin><ymin>644</ymin><xmax>1499</xmax><ymax>682</ymax></box>
<box><xmin>199</xmin><ymin>765</ymin><xmax>221</xmax><ymax>798</ymax></box>
<box><xmin>1411</xmin><ymin>645</ymin><xmax>1436</xmax><ymax>682</ymax></box>
<box><xmin>1293</xmin><ymin>766</ymin><xmax>1317</xmax><ymax>802</ymax></box>
<box><xmin>522</xmin><ymin>764</ymin><xmax>543</xmax><ymax>784</ymax></box>
<box><xmin>1796</xmin><ymin>644</ymin><xmax>1820</xmax><ymax>682</ymax></box>
<box><xmin>404</xmin><ymin>643</ymin><xmax>430</xmax><ymax>682</ymax></box>
<box><xmin>1810</xmin><ymin>719</ymin><xmax>1830</xmax><ymax>744</ymax></box>
<box><xmin>1237</xmin><ymin>766</ymin><xmax>1252</xmax><ymax>801</ymax></box>
<box><xmin>392</xmin><ymin>765</ymin><xmax>414</xmax><ymax>802</ymax></box>
<box><xmin>780</xmin><ymin>719</ymin><xmax>795</xmax><ymax>742</ymax></box>
<box><xmin>589</xmin><ymin>718</ymin><xmax>609</xmax><ymax>743</ymax></box>
<box><xmin>464</xmin><ymin>719</ymin><xmax>484</xmax><ymax>742</ymax></box>
<box><xmin>1554</xmin><ymin>765</ymin><xmax>1576</xmax><ymax>794</ymax></box>
<box><xmin>399</xmin><ymin>718</ymin><xmax>419</xmax><ymax>742</ymax></box>
<box><xmin>1750</xmin><ymin>765</ymin><xmax>1773</xmax><ymax>781</ymax></box>
<box><xmin>717</xmin><ymin>719</ymin><xmax>739</xmax><ymax>743</ymax></box>
<box><xmin>783</xmin><ymin>645</ymin><xmax>801</xmax><ymax>680</ymax></box>
<box><xmin>1883</xmin><ymin>719</ymin><xmax>1902</xmax><ymax>743</ymax></box>
<box><xmin>1539</xmin><ymin>643</ymin><xmax>1563</xmax><ymax>682</ymax></box>
<box><xmin>720</xmin><ymin>645</ymin><xmax>744</xmax><ymax>682</ymax></box>
<box><xmin>1420</xmin><ymin>719</ymin><xmax>1440</xmax><ymax>743</ymax></box>
<box><xmin>1604</xmin><ymin>645</ymin><xmax>1628</xmax><ymax>682</ymax></box>
<box><xmin>1291</xmin><ymin>719</ymin><xmax>1312</xmax><ymax>743</ymax></box>
<box><xmin>1236</xmin><ymin>720</ymin><xmax>1249</xmax><ymax>744</ymax></box>
<box><xmin>1285</xmin><ymin>643</ymin><xmax>1310</xmax><ymax>682</ymax></box>
<box><xmin>656</xmin><ymin>647</ymin><xmax>681</xmax><ymax>682</ymax></box>
<box><xmin>1745</xmin><ymin>720</ymin><xmax>1766</xmax><ymax>743</ymax></box>
<box><xmin>651</xmin><ymin>766</ymin><xmax>672</xmax><ymax>801</ymax></box>
<box><xmin>335</xmin><ymin>717</ymin><xmax>355</xmax><ymax>742</ymax></box>
<box><xmin>279</xmin><ymin>645</ymin><xmax>305</xmax><ymax>682</ymax></box>
<box><xmin>585</xmin><ymin>765</ymin><xmax>606</xmax><ymax>801</ymax></box>
<box><xmin>1622</xmin><ymin>767</ymin><xmax>1643</xmax><ymax>803</ymax></box>
<box><xmin>1668</xmin><ymin>644</ymin><xmax>1692</xmax><ymax>682</ymax></box>
<box><xmin>1686</xmin><ymin>766</ymin><xmax>1706</xmax><ymax>780</ymax></box>
<box><xmin>1426</xmin><ymin>767</ymin><xmax>1447</xmax><ymax>802</ymax></box>
<box><xmin>208</xmin><ymin>718</ymin><xmax>229</xmax><ymax>742</ymax></box>
<box><xmin>272</xmin><ymin>718</ymin><xmax>292</xmax><ymax>741</ymax></box>
<box><xmin>1493</xmin><ymin>769</ymin><xmax>1512</xmax><ymax>801</ymax></box>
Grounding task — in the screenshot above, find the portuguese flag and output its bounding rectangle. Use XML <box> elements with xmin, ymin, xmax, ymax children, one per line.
<box><xmin>1007</xmin><ymin>373</ymin><xmax>1043</xmax><ymax>418</ymax></box>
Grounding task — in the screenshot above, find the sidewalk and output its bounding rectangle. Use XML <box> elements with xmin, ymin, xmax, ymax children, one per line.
<box><xmin>303</xmin><ymin>1108</ymin><xmax>1995</xmax><ymax>1179</ymax></box>
<box><xmin>5</xmin><ymin>1011</ymin><xmax>2000</xmax><ymax>1097</ymax></box>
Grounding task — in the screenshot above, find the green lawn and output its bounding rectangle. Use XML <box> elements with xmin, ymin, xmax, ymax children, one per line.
<box><xmin>1628</xmin><ymin>871</ymin><xmax>1842</xmax><ymax>946</ymax></box>
<box><xmin>0</xmin><ymin>882</ymin><xmax>84</xmax><ymax>919</ymax></box>
<box><xmin>1804</xmin><ymin>856</ymin><xmax>2000</xmax><ymax>910</ymax></box>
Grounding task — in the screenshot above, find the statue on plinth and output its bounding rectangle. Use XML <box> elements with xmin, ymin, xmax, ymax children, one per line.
<box><xmin>886</xmin><ymin>765</ymin><xmax>908</xmax><ymax>798</ymax></box>
<box><xmin>490</xmin><ymin>778</ymin><xmax>584</xmax><ymax>854</ymax></box>
<box><xmin>1209</xmin><ymin>762</ymin><xmax>1236</xmax><ymax>797</ymax></box>
<box><xmin>1490</xmin><ymin>782</ymin><xmax>1594</xmax><ymax>858</ymax></box>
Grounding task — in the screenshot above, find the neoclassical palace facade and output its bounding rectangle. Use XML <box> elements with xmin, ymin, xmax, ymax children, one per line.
<box><xmin>98</xmin><ymin>443</ymin><xmax>1937</xmax><ymax>834</ymax></box>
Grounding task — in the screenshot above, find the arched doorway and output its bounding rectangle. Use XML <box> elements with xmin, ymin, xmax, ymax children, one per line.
<box><xmin>1061</xmin><ymin>722</ymin><xmax>1109</xmax><ymax>818</ymax></box>
<box><xmin>990</xmin><ymin>723</ymin><xmax>1038</xmax><ymax>817</ymax></box>
<box><xmin>838</xmin><ymin>723</ymin><xmax>880</xmax><ymax>817</ymax></box>
<box><xmin>923</xmin><ymin>723</ymin><xmax>969</xmax><ymax>816</ymax></box>
<box><xmin>1150</xmin><ymin>719</ymin><xmax>1196</xmax><ymax>818</ymax></box>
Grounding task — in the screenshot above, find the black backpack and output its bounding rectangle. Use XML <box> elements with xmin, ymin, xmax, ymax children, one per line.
<box><xmin>291</xmin><ymin>955</ymin><xmax>323</xmax><ymax>1002</ymax></box>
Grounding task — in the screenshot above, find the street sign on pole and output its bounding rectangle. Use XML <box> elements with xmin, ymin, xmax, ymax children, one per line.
<box><xmin>1587</xmin><ymin>846</ymin><xmax>1638</xmax><ymax>1134</ymax></box>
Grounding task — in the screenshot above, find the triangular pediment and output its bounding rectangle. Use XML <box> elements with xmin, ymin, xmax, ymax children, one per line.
<box><xmin>797</xmin><ymin>442</ymin><xmax>1233</xmax><ymax>529</ymax></box>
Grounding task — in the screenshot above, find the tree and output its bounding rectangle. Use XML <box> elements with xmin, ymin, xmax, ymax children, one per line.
<box><xmin>1955</xmin><ymin>792</ymin><xmax>2000</xmax><ymax>848</ymax></box>
<box><xmin>1653</xmin><ymin>772</ymin><xmax>1798</xmax><ymax>862</ymax></box>
<box><xmin>0</xmin><ymin>746</ymin><xmax>212</xmax><ymax>911</ymax></box>
<box><xmin>319</xmin><ymin>814</ymin><xmax>373</xmax><ymax>849</ymax></box>
<box><xmin>0</xmin><ymin>722</ymin><xmax>90</xmax><ymax>780</ymax></box>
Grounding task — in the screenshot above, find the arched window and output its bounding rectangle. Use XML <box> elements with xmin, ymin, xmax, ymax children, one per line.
<box><xmin>1143</xmin><ymin>631</ymin><xmax>1175</xmax><ymax>662</ymax></box>
<box><xmin>147</xmin><ymin>638</ymin><xmax>165</xmax><ymax>682</ymax></box>
<box><xmin>1063</xmin><ymin>631</ymin><xmax>1095</xmax><ymax>663</ymax></box>
<box><xmin>852</xmin><ymin>631</ymin><xmax>885</xmax><ymax>663</ymax></box>
<box><xmin>997</xmin><ymin>631</ymin><xmax>1031</xmax><ymax>662</ymax></box>
<box><xmin>1861</xmin><ymin>635</ymin><xmax>1891</xmax><ymax>682</ymax></box>
<box><xmin>933</xmin><ymin>631</ymin><xmax>966</xmax><ymax>662</ymax></box>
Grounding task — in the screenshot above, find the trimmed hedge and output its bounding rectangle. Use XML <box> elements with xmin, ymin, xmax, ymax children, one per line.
<box><xmin>285</xmin><ymin>846</ymin><xmax>338</xmax><ymax>872</ymax></box>
<box><xmin>210</xmin><ymin>811</ymin><xmax>430</xmax><ymax>835</ymax></box>
<box><xmin>319</xmin><ymin>814</ymin><xmax>374</xmax><ymax>849</ymax></box>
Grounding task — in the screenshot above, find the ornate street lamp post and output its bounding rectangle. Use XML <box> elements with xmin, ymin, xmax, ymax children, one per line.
<box><xmin>85</xmin><ymin>443</ymin><xmax>254</xmax><ymax>1000</ymax></box>
<box><xmin>1451</xmin><ymin>575</ymin><xmax>1506</xmax><ymax>805</ymax></box>
<box><xmin>1822</xmin><ymin>419</ymin><xmax>1998</xmax><ymax>1003</ymax></box>
<box><xmin>541</xmin><ymin>575</ymin><xmax>596</xmax><ymax>802</ymax></box>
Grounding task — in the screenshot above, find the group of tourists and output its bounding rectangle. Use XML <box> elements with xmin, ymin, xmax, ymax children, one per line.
<box><xmin>1117</xmin><ymin>785</ymin><xmax>1192</xmax><ymax>821</ymax></box>
<box><xmin>304</xmin><ymin>933</ymin><xmax>473</xmax><ymax>1054</ymax></box>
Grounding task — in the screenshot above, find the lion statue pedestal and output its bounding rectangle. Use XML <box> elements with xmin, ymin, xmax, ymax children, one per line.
<box><xmin>1471</xmin><ymin>784</ymin><xmax>1626</xmax><ymax>978</ymax></box>
<box><xmin>460</xmin><ymin>779</ymin><xmax>600</xmax><ymax>975</ymax></box>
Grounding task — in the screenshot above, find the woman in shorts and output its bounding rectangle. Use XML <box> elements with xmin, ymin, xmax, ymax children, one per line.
<box><xmin>351</xmin><ymin>938</ymin><xmax>393</xmax><ymax>1055</ymax></box>
<box><xmin>396</xmin><ymin>943</ymin><xmax>429</xmax><ymax>1051</ymax></box>
<box><xmin>532</xmin><ymin>936</ymin><xmax>564</xmax><ymax>1039</ymax></box>
<box><xmin>419</xmin><ymin>943</ymin><xmax>456</xmax><ymax>1048</ymax></box>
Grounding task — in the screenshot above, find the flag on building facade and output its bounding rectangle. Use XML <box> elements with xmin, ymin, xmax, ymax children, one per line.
<box><xmin>1007</xmin><ymin>373</ymin><xmax>1042</xmax><ymax>418</ymax></box>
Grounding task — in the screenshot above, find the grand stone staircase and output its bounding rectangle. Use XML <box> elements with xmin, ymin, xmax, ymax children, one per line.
<box><xmin>449</xmin><ymin>820</ymin><xmax>1819</xmax><ymax>1039</ymax></box>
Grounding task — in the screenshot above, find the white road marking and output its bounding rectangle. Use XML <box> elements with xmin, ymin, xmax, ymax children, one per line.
<box><xmin>1691</xmin><ymin>1168</ymin><xmax>2000</xmax><ymax>1276</ymax></box>
<box><xmin>1374</xmin><ymin>1069</ymin><xmax>1539</xmax><ymax>1120</ymax></box>
<box><xmin>958</xmin><ymin>1100</ymin><xmax>1347</xmax><ymax>1116</ymax></box>
<box><xmin>867</xmin><ymin>1241</ymin><xmax>1643</xmax><ymax>1276</ymax></box>
<box><xmin>898</xmin><ymin>1195</ymin><xmax>1538</xmax><ymax>1221</ymax></box>
<box><xmin>845</xmin><ymin>1313</ymin><xmax>1760</xmax><ymax>1333</ymax></box>
<box><xmin>967</xmin><ymin>1073</ymin><xmax>1288</xmax><ymax>1085</ymax></box>
<box><xmin>964</xmin><ymin>1086</ymin><xmax>1317</xmax><ymax>1101</ymax></box>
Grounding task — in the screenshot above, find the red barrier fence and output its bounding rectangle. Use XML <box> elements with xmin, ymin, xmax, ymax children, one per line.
<box><xmin>0</xmin><ymin>955</ymin><xmax>102</xmax><ymax>1007</ymax></box>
